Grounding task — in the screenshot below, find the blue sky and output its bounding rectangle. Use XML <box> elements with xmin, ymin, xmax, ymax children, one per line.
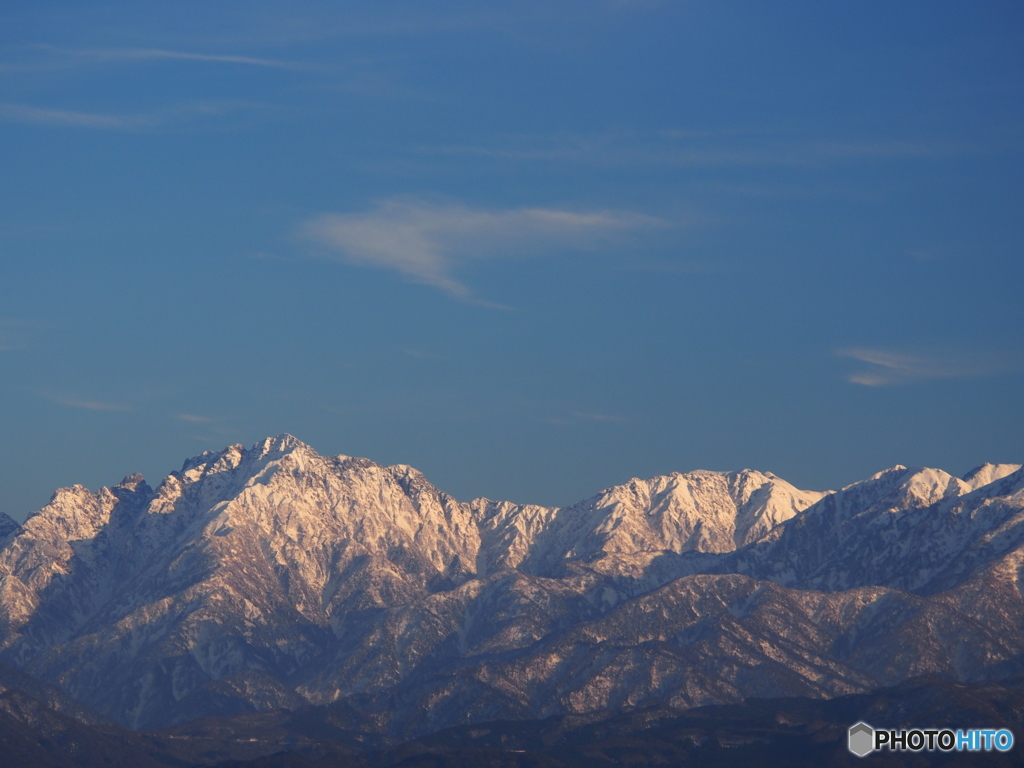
<box><xmin>1</xmin><ymin>1</ymin><xmax>1022</xmax><ymax>519</ymax></box>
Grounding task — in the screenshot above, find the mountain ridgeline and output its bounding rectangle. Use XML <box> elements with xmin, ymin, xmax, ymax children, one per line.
<box><xmin>0</xmin><ymin>435</ymin><xmax>1020</xmax><ymax>739</ymax></box>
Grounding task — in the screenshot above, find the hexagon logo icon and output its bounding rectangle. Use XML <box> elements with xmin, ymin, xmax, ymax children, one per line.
<box><xmin>848</xmin><ymin>722</ymin><xmax>874</xmax><ymax>757</ymax></box>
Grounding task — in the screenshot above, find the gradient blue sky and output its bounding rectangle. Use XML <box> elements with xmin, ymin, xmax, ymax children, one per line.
<box><xmin>2</xmin><ymin>1</ymin><xmax>1022</xmax><ymax>520</ymax></box>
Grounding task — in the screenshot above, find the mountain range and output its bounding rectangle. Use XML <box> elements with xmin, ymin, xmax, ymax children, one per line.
<box><xmin>0</xmin><ymin>435</ymin><xmax>1020</xmax><ymax>743</ymax></box>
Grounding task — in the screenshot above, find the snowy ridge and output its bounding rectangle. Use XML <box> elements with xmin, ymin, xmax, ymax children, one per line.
<box><xmin>963</xmin><ymin>462</ymin><xmax>1023</xmax><ymax>490</ymax></box>
<box><xmin>0</xmin><ymin>436</ymin><xmax>1020</xmax><ymax>737</ymax></box>
<box><xmin>724</xmin><ymin>464</ymin><xmax>1024</xmax><ymax>594</ymax></box>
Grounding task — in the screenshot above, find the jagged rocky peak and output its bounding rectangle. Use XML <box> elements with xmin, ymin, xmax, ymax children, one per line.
<box><xmin>174</xmin><ymin>434</ymin><xmax>313</xmax><ymax>482</ymax></box>
<box><xmin>21</xmin><ymin>483</ymin><xmax>119</xmax><ymax>541</ymax></box>
<box><xmin>117</xmin><ymin>473</ymin><xmax>149</xmax><ymax>492</ymax></box>
<box><xmin>962</xmin><ymin>462</ymin><xmax>1023</xmax><ymax>491</ymax></box>
<box><xmin>147</xmin><ymin>435</ymin><xmax>315</xmax><ymax>518</ymax></box>
<box><xmin>151</xmin><ymin>436</ymin><xmax>485</xmax><ymax>594</ymax></box>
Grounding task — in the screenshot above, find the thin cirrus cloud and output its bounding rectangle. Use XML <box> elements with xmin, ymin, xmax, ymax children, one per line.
<box><xmin>837</xmin><ymin>347</ymin><xmax>1022</xmax><ymax>387</ymax></box>
<box><xmin>0</xmin><ymin>102</ymin><xmax>151</xmax><ymax>129</ymax></box>
<box><xmin>66</xmin><ymin>47</ymin><xmax>303</xmax><ymax>69</ymax></box>
<box><xmin>424</xmin><ymin>133</ymin><xmax>950</xmax><ymax>170</ymax></box>
<box><xmin>176</xmin><ymin>414</ymin><xmax>212</xmax><ymax>423</ymax></box>
<box><xmin>0</xmin><ymin>100</ymin><xmax>256</xmax><ymax>130</ymax></box>
<box><xmin>301</xmin><ymin>198</ymin><xmax>667</xmax><ymax>300</ymax></box>
<box><xmin>4</xmin><ymin>44</ymin><xmax>306</xmax><ymax>72</ymax></box>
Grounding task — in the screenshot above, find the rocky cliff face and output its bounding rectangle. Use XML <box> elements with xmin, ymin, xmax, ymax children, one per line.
<box><xmin>0</xmin><ymin>436</ymin><xmax>1019</xmax><ymax>737</ymax></box>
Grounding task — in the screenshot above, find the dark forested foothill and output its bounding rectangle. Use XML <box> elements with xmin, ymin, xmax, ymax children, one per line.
<box><xmin>3</xmin><ymin>672</ymin><xmax>1023</xmax><ymax>767</ymax></box>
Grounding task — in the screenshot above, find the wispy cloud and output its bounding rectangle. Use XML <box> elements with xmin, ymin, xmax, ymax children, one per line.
<box><xmin>424</xmin><ymin>133</ymin><xmax>952</xmax><ymax>171</ymax></box>
<box><xmin>0</xmin><ymin>102</ymin><xmax>144</xmax><ymax>129</ymax></box>
<box><xmin>0</xmin><ymin>100</ymin><xmax>258</xmax><ymax>130</ymax></box>
<box><xmin>837</xmin><ymin>347</ymin><xmax>1022</xmax><ymax>386</ymax></box>
<box><xmin>66</xmin><ymin>47</ymin><xmax>304</xmax><ymax>69</ymax></box>
<box><xmin>301</xmin><ymin>198</ymin><xmax>666</xmax><ymax>300</ymax></box>
<box><xmin>176</xmin><ymin>413</ymin><xmax>212</xmax><ymax>423</ymax></box>
<box><xmin>45</xmin><ymin>393</ymin><xmax>134</xmax><ymax>412</ymax></box>
<box><xmin>4</xmin><ymin>45</ymin><xmax>306</xmax><ymax>73</ymax></box>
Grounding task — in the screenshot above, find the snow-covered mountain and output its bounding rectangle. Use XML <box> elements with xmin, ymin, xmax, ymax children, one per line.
<box><xmin>0</xmin><ymin>436</ymin><xmax>1020</xmax><ymax>737</ymax></box>
<box><xmin>723</xmin><ymin>463</ymin><xmax>1024</xmax><ymax>594</ymax></box>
